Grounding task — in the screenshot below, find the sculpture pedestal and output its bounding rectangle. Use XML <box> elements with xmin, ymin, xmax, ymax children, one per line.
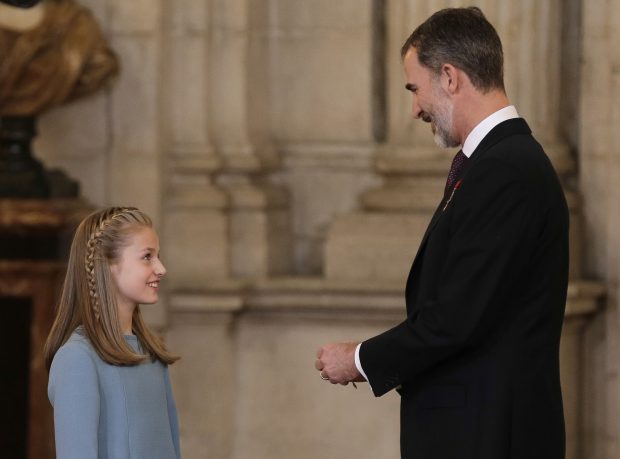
<box><xmin>0</xmin><ymin>198</ymin><xmax>90</xmax><ymax>459</ymax></box>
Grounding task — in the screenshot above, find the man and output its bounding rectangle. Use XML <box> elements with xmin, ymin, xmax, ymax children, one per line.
<box><xmin>315</xmin><ymin>7</ymin><xmax>568</xmax><ymax>459</ymax></box>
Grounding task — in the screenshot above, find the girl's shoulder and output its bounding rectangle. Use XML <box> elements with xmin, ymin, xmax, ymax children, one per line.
<box><xmin>48</xmin><ymin>329</ymin><xmax>101</xmax><ymax>404</ymax></box>
<box><xmin>50</xmin><ymin>328</ymin><xmax>98</xmax><ymax>372</ymax></box>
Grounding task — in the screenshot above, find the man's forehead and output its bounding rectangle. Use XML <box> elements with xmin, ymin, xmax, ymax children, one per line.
<box><xmin>403</xmin><ymin>48</ymin><xmax>428</xmax><ymax>85</ymax></box>
<box><xmin>403</xmin><ymin>48</ymin><xmax>425</xmax><ymax>71</ymax></box>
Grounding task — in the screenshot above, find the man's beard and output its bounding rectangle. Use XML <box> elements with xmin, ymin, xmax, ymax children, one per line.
<box><xmin>430</xmin><ymin>87</ymin><xmax>460</xmax><ymax>149</ymax></box>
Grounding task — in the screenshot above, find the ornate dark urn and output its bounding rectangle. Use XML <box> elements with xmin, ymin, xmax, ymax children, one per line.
<box><xmin>0</xmin><ymin>116</ymin><xmax>49</xmax><ymax>198</ymax></box>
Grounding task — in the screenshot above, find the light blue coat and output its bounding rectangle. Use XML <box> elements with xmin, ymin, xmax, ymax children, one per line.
<box><xmin>48</xmin><ymin>328</ymin><xmax>181</xmax><ymax>459</ymax></box>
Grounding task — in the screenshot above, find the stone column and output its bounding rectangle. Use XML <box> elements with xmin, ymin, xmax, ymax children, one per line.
<box><xmin>162</xmin><ymin>0</ymin><xmax>230</xmax><ymax>291</ymax></box>
<box><xmin>167</xmin><ymin>288</ymin><xmax>243</xmax><ymax>459</ymax></box>
<box><xmin>209</xmin><ymin>0</ymin><xmax>291</xmax><ymax>279</ymax></box>
<box><xmin>579</xmin><ymin>1</ymin><xmax>620</xmax><ymax>458</ymax></box>
<box><xmin>562</xmin><ymin>282</ymin><xmax>605</xmax><ymax>459</ymax></box>
<box><xmin>106</xmin><ymin>0</ymin><xmax>165</xmax><ymax>219</ymax></box>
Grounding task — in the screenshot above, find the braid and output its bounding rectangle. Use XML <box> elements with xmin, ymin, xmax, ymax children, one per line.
<box><xmin>86</xmin><ymin>230</ymin><xmax>102</xmax><ymax>320</ymax></box>
<box><xmin>84</xmin><ymin>207</ymin><xmax>137</xmax><ymax>321</ymax></box>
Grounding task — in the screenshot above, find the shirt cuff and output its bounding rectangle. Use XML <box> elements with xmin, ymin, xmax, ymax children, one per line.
<box><xmin>355</xmin><ymin>343</ymin><xmax>369</xmax><ymax>382</ymax></box>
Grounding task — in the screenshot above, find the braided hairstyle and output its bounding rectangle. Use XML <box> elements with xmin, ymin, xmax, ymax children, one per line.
<box><xmin>84</xmin><ymin>208</ymin><xmax>138</xmax><ymax>322</ymax></box>
<box><xmin>44</xmin><ymin>207</ymin><xmax>179</xmax><ymax>369</ymax></box>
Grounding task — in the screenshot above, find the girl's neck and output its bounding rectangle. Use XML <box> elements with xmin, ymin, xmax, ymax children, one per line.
<box><xmin>118</xmin><ymin>302</ymin><xmax>136</xmax><ymax>335</ymax></box>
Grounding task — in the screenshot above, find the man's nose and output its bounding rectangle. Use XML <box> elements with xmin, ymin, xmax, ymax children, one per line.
<box><xmin>411</xmin><ymin>100</ymin><xmax>423</xmax><ymax>119</ymax></box>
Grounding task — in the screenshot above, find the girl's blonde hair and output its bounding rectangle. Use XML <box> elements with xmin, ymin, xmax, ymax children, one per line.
<box><xmin>44</xmin><ymin>206</ymin><xmax>179</xmax><ymax>369</ymax></box>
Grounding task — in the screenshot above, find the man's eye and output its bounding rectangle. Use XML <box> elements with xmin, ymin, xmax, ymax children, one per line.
<box><xmin>143</xmin><ymin>254</ymin><xmax>152</xmax><ymax>261</ymax></box>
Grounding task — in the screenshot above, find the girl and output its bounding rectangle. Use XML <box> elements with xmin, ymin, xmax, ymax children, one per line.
<box><xmin>44</xmin><ymin>207</ymin><xmax>181</xmax><ymax>459</ymax></box>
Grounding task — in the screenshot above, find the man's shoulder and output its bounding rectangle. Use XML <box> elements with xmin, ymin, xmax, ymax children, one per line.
<box><xmin>477</xmin><ymin>129</ymin><xmax>555</xmax><ymax>179</ymax></box>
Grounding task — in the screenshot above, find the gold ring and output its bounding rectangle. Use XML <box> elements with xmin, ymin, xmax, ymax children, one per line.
<box><xmin>320</xmin><ymin>372</ymin><xmax>329</xmax><ymax>380</ymax></box>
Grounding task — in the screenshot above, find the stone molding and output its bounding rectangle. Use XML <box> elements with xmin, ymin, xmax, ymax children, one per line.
<box><xmin>169</xmin><ymin>278</ymin><xmax>603</xmax><ymax>319</ymax></box>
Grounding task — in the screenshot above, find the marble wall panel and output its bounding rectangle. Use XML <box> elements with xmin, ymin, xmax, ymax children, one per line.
<box><xmin>211</xmin><ymin>0</ymin><xmax>248</xmax><ymax>29</ymax></box>
<box><xmin>167</xmin><ymin>36</ymin><xmax>210</xmax><ymax>147</ymax></box>
<box><xmin>271</xmin><ymin>0</ymin><xmax>370</xmax><ymax>28</ymax></box>
<box><xmin>164</xmin><ymin>209</ymin><xmax>230</xmax><ymax>288</ymax></box>
<box><xmin>579</xmin><ymin>155</ymin><xmax>610</xmax><ymax>279</ymax></box>
<box><xmin>35</xmin><ymin>94</ymin><xmax>110</xmax><ymax>204</ymax></box>
<box><xmin>208</xmin><ymin>29</ymin><xmax>251</xmax><ymax>147</ymax></box>
<box><xmin>280</xmin><ymin>149</ymin><xmax>381</xmax><ymax>274</ymax></box>
<box><xmin>272</xmin><ymin>36</ymin><xmax>372</xmax><ymax>143</ymax></box>
<box><xmin>582</xmin><ymin>312</ymin><xmax>607</xmax><ymax>459</ymax></box>
<box><xmin>231</xmin><ymin>315</ymin><xmax>400</xmax><ymax>459</ymax></box>
<box><xmin>168</xmin><ymin>313</ymin><xmax>237</xmax><ymax>459</ymax></box>
<box><xmin>108</xmin><ymin>155</ymin><xmax>161</xmax><ymax>219</ymax></box>
<box><xmin>579</xmin><ymin>1</ymin><xmax>620</xmax><ymax>457</ymax></box>
<box><xmin>36</xmin><ymin>94</ymin><xmax>109</xmax><ymax>157</ymax></box>
<box><xmin>109</xmin><ymin>37</ymin><xmax>161</xmax><ymax>157</ymax></box>
<box><xmin>325</xmin><ymin>212</ymin><xmax>428</xmax><ymax>282</ymax></box>
<box><xmin>108</xmin><ymin>0</ymin><xmax>162</xmax><ymax>34</ymax></box>
<box><xmin>170</xmin><ymin>0</ymin><xmax>209</xmax><ymax>33</ymax></box>
<box><xmin>270</xmin><ymin>1</ymin><xmax>372</xmax><ymax>143</ymax></box>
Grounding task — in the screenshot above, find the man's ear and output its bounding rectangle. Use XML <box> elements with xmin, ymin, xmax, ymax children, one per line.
<box><xmin>440</xmin><ymin>64</ymin><xmax>459</xmax><ymax>94</ymax></box>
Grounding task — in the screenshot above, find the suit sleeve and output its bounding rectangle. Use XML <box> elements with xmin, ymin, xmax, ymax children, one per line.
<box><xmin>48</xmin><ymin>344</ymin><xmax>100</xmax><ymax>458</ymax></box>
<box><xmin>360</xmin><ymin>158</ymin><xmax>539</xmax><ymax>397</ymax></box>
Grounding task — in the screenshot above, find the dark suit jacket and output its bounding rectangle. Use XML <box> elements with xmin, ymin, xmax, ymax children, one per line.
<box><xmin>360</xmin><ymin>118</ymin><xmax>569</xmax><ymax>459</ymax></box>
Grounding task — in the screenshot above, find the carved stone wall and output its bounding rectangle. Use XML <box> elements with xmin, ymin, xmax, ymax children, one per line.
<box><xmin>28</xmin><ymin>1</ymin><xmax>619</xmax><ymax>458</ymax></box>
<box><xmin>579</xmin><ymin>2</ymin><xmax>620</xmax><ymax>458</ymax></box>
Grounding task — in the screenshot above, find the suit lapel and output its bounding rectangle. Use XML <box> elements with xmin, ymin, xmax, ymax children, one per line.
<box><xmin>404</xmin><ymin>118</ymin><xmax>532</xmax><ymax>304</ymax></box>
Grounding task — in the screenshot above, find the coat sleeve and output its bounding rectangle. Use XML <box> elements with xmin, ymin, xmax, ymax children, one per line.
<box><xmin>48</xmin><ymin>343</ymin><xmax>100</xmax><ymax>459</ymax></box>
<box><xmin>360</xmin><ymin>157</ymin><xmax>541</xmax><ymax>397</ymax></box>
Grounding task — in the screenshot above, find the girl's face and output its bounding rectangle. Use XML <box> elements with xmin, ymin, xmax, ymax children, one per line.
<box><xmin>110</xmin><ymin>226</ymin><xmax>166</xmax><ymax>312</ymax></box>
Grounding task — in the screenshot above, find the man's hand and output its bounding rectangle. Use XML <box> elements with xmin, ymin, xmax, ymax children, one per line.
<box><xmin>315</xmin><ymin>342</ymin><xmax>366</xmax><ymax>385</ymax></box>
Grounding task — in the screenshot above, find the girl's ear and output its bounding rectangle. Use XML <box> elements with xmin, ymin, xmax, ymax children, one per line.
<box><xmin>109</xmin><ymin>262</ymin><xmax>120</xmax><ymax>278</ymax></box>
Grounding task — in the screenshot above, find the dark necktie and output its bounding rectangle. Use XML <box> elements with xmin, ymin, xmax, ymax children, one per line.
<box><xmin>444</xmin><ymin>150</ymin><xmax>467</xmax><ymax>197</ymax></box>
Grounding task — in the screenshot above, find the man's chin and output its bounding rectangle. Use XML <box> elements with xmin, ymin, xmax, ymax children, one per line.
<box><xmin>433</xmin><ymin>133</ymin><xmax>449</xmax><ymax>149</ymax></box>
<box><xmin>433</xmin><ymin>130</ymin><xmax>460</xmax><ymax>149</ymax></box>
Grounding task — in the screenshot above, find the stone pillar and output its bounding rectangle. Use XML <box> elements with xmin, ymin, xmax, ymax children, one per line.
<box><xmin>162</xmin><ymin>0</ymin><xmax>230</xmax><ymax>292</ymax></box>
<box><xmin>209</xmin><ymin>0</ymin><xmax>291</xmax><ymax>279</ymax></box>
<box><xmin>166</xmin><ymin>288</ymin><xmax>243</xmax><ymax>459</ymax></box>
<box><xmin>266</xmin><ymin>0</ymin><xmax>378</xmax><ymax>275</ymax></box>
<box><xmin>561</xmin><ymin>282</ymin><xmax>605</xmax><ymax>459</ymax></box>
<box><xmin>106</xmin><ymin>0</ymin><xmax>165</xmax><ymax>220</ymax></box>
<box><xmin>579</xmin><ymin>1</ymin><xmax>620</xmax><ymax>458</ymax></box>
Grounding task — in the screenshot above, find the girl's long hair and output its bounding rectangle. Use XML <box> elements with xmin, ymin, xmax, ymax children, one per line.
<box><xmin>44</xmin><ymin>207</ymin><xmax>179</xmax><ymax>370</ymax></box>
